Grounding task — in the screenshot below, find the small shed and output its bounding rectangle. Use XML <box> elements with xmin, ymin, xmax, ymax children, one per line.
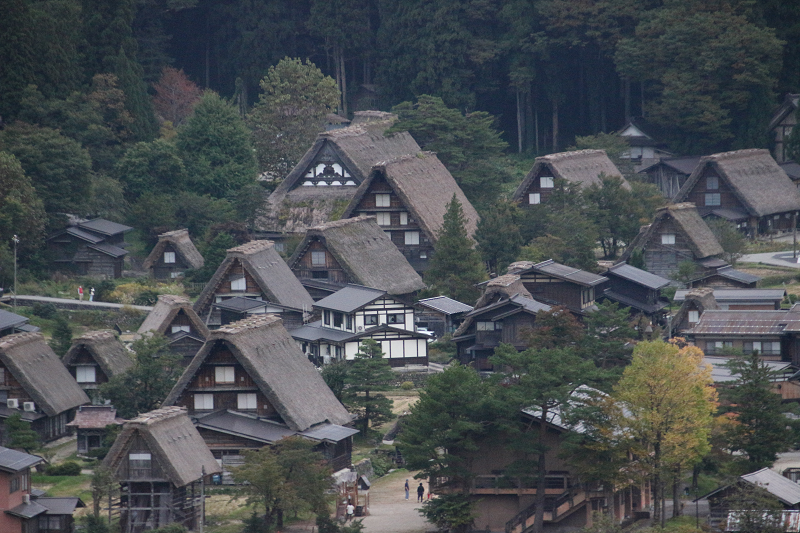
<box><xmin>66</xmin><ymin>405</ymin><xmax>124</xmax><ymax>455</ymax></box>
<box><xmin>414</xmin><ymin>296</ymin><xmax>474</xmax><ymax>338</ymax></box>
<box><xmin>142</xmin><ymin>229</ymin><xmax>204</xmax><ymax>280</ymax></box>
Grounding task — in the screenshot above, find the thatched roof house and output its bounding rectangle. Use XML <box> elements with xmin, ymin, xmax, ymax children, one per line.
<box><xmin>257</xmin><ymin>113</ymin><xmax>420</xmax><ymax>234</ymax></box>
<box><xmin>672</xmin><ymin>288</ymin><xmax>719</xmax><ymax>335</ymax></box>
<box><xmin>62</xmin><ymin>330</ymin><xmax>133</xmax><ymax>390</ymax></box>
<box><xmin>193</xmin><ymin>240</ymin><xmax>314</xmax><ymax>321</ymax></box>
<box><xmin>142</xmin><ymin>229</ymin><xmax>204</xmax><ymax>279</ymax></box>
<box><xmin>0</xmin><ymin>333</ymin><xmax>89</xmax><ymax>441</ymax></box>
<box><xmin>139</xmin><ymin>295</ymin><xmax>210</xmax><ymax>361</ymax></box>
<box><xmin>164</xmin><ymin>314</ymin><xmax>351</xmax><ymax>432</ymax></box>
<box><xmin>620</xmin><ymin>203</ymin><xmax>724</xmax><ymax>280</ymax></box>
<box><xmin>288</xmin><ymin>216</ymin><xmax>424</xmax><ymax>296</ymax></box>
<box><xmin>513</xmin><ymin>149</ymin><xmax>630</xmax><ymax>207</ymax></box>
<box><xmin>343</xmin><ymin>152</ymin><xmax>480</xmax><ymax>272</ymax></box>
<box><xmin>674</xmin><ymin>149</ymin><xmax>800</xmax><ymax>236</ymax></box>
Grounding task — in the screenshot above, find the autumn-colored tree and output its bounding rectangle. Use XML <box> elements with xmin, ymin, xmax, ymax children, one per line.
<box><xmin>152</xmin><ymin>67</ymin><xmax>202</xmax><ymax>127</ymax></box>
<box><xmin>522</xmin><ymin>306</ymin><xmax>585</xmax><ymax>350</ymax></box>
<box><xmin>608</xmin><ymin>341</ymin><xmax>717</xmax><ymax>526</ymax></box>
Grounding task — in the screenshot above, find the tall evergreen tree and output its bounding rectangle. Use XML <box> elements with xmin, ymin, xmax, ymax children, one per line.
<box><xmin>474</xmin><ymin>199</ymin><xmax>522</xmax><ymax>275</ymax></box>
<box><xmin>0</xmin><ymin>0</ymin><xmax>37</xmax><ymax>120</ymax></box>
<box><xmin>424</xmin><ymin>195</ymin><xmax>486</xmax><ymax>305</ymax></box>
<box><xmin>343</xmin><ymin>339</ymin><xmax>395</xmax><ymax>437</ymax></box>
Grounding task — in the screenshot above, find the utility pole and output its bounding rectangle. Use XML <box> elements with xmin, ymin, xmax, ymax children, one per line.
<box><xmin>199</xmin><ymin>466</ymin><xmax>205</xmax><ymax>533</ymax></box>
<box><xmin>12</xmin><ymin>235</ymin><xmax>19</xmax><ymax>310</ymax></box>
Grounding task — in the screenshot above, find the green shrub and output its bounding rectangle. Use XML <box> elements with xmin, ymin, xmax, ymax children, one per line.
<box><xmin>400</xmin><ymin>381</ymin><xmax>414</xmax><ymax>390</ymax></box>
<box><xmin>31</xmin><ymin>303</ymin><xmax>58</xmax><ymax>319</ymax></box>
<box><xmin>46</xmin><ymin>461</ymin><xmax>81</xmax><ymax>476</ymax></box>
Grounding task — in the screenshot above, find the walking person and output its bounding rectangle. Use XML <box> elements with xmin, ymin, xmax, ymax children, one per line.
<box><xmin>78</xmin><ymin>286</ymin><xmax>84</xmax><ymax>301</ymax></box>
<box><xmin>346</xmin><ymin>502</ymin><xmax>355</xmax><ymax>521</ymax></box>
<box><xmin>404</xmin><ymin>479</ymin><xmax>410</xmax><ymax>500</ymax></box>
<box><xmin>417</xmin><ymin>482</ymin><xmax>425</xmax><ymax>502</ymax></box>
<box><xmin>89</xmin><ymin>287</ymin><xmax>95</xmax><ymax>302</ymax></box>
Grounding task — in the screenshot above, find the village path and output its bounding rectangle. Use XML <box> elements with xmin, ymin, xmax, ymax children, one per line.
<box><xmin>738</xmin><ymin>251</ymin><xmax>800</xmax><ymax>269</ymax></box>
<box><xmin>284</xmin><ymin>469</ymin><xmax>432</xmax><ymax>533</ymax></box>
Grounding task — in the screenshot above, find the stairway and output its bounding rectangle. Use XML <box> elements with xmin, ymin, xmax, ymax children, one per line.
<box><xmin>505</xmin><ymin>488</ymin><xmax>590</xmax><ymax>533</ymax></box>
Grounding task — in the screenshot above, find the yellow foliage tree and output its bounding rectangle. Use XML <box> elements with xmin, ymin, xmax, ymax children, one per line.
<box><xmin>608</xmin><ymin>341</ymin><xmax>717</xmax><ymax>526</ymax></box>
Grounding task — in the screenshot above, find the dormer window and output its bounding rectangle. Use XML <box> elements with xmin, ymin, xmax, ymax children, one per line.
<box><xmin>661</xmin><ymin>234</ymin><xmax>676</xmax><ymax>245</ymax></box>
<box><xmin>76</xmin><ymin>366</ymin><xmax>96</xmax><ymax>383</ymax></box>
<box><xmin>540</xmin><ymin>176</ymin><xmax>554</xmax><ymax>188</ymax></box>
<box><xmin>375</xmin><ymin>194</ymin><xmax>391</xmax><ymax>207</ymax></box>
<box><xmin>163</xmin><ymin>251</ymin><xmax>176</xmax><ymax>264</ymax></box>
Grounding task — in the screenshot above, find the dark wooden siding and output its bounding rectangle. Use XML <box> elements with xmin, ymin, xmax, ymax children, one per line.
<box><xmin>292</xmin><ymin>238</ymin><xmax>350</xmax><ymax>284</ymax></box>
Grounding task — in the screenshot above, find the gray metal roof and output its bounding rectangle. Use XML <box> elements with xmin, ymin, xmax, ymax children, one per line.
<box><xmin>213</xmin><ymin>296</ymin><xmax>272</xmax><ymax>313</ymax></box>
<box><xmin>703</xmin><ymin>356</ymin><xmax>796</xmax><ymax>383</ymax></box>
<box><xmin>300</xmin><ymin>424</ymin><xmax>359</xmax><ymax>443</ymax></box>
<box><xmin>607</xmin><ymin>263</ymin><xmax>670</xmax><ymax>289</ymax></box>
<box><xmin>194</xmin><ymin>410</ymin><xmax>297</xmax><ymax>444</ymax></box>
<box><xmin>35</xmin><ymin>497</ymin><xmax>85</xmax><ymax>515</ymax></box>
<box><xmin>464</xmin><ymin>294</ymin><xmax>551</xmax><ymax>320</ymax></box>
<box><xmin>6</xmin><ymin>500</ymin><xmax>48</xmax><ymax>518</ymax></box>
<box><xmin>688</xmin><ymin>309</ymin><xmax>800</xmax><ymax>335</ymax></box>
<box><xmin>0</xmin><ymin>309</ymin><xmax>29</xmax><ymax>331</ymax></box>
<box><xmin>416</xmin><ymin>296</ymin><xmax>473</xmax><ymax>315</ymax></box>
<box><xmin>0</xmin><ymin>446</ymin><xmax>43</xmax><ymax>473</ymax></box>
<box><xmin>602</xmin><ymin>290</ymin><xmax>668</xmax><ymax>314</ymax></box>
<box><xmin>77</xmin><ymin>218</ymin><xmax>133</xmax><ymax>236</ymax></box>
<box><xmin>741</xmin><ymin>468</ymin><xmax>800</xmax><ymax>505</ymax></box>
<box><xmin>314</xmin><ymin>284</ymin><xmax>387</xmax><ymax>313</ymax></box>
<box><xmin>715</xmin><ymin>267</ymin><xmax>761</xmax><ymax>284</ymax></box>
<box><xmin>64</xmin><ymin>227</ymin><xmax>104</xmax><ymax>244</ymax></box>
<box><xmin>675</xmin><ymin>289</ymin><xmax>786</xmax><ymax>302</ymax></box>
<box><xmin>290</xmin><ymin>321</ymin><xmax>356</xmax><ymax>343</ymax></box>
<box><xmin>523</xmin><ymin>259</ymin><xmax>608</xmax><ymax>287</ymax></box>
<box><xmin>87</xmin><ymin>243</ymin><xmax>128</xmax><ymax>258</ymax></box>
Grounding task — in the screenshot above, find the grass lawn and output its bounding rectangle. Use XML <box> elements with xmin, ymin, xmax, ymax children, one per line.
<box><xmin>32</xmin><ymin>474</ymin><xmax>92</xmax><ymax>500</ymax></box>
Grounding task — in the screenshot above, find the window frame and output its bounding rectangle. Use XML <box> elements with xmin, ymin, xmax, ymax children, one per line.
<box><xmin>230</xmin><ymin>277</ymin><xmax>246</xmax><ymax>291</ymax></box>
<box><xmin>706</xmin><ymin>176</ymin><xmax>719</xmax><ymax>190</ymax></box>
<box><xmin>375</xmin><ymin>212</ymin><xmax>391</xmax><ymax>226</ymax></box>
<box><xmin>375</xmin><ymin>193</ymin><xmax>391</xmax><ymax>207</ymax></box>
<box><xmin>399</xmin><ymin>212</ymin><xmax>408</xmax><ymax>225</ymax></box>
<box><xmin>540</xmin><ymin>176</ymin><xmax>554</xmax><ymax>188</ymax></box>
<box><xmin>387</xmin><ymin>313</ymin><xmax>404</xmax><ymax>325</ymax></box>
<box><xmin>364</xmin><ymin>314</ymin><xmax>378</xmax><ymax>326</ymax></box>
<box><xmin>215</xmin><ymin>366</ymin><xmax>235</xmax><ymax>384</ymax></box>
<box><xmin>311</xmin><ymin>251</ymin><xmax>326</xmax><ymax>266</ymax></box>
<box><xmin>237</xmin><ymin>393</ymin><xmax>257</xmax><ymax>410</ymax></box>
<box><xmin>194</xmin><ymin>393</ymin><xmax>214</xmax><ymax>410</ymax></box>
<box><xmin>661</xmin><ymin>234</ymin><xmax>676</xmax><ymax>245</ymax></box>
<box><xmin>688</xmin><ymin>310</ymin><xmax>700</xmax><ymax>323</ymax></box>
<box><xmin>163</xmin><ymin>251</ymin><xmax>176</xmax><ymax>264</ymax></box>
<box><xmin>529</xmin><ymin>192</ymin><xmax>541</xmax><ymax>205</ymax></box>
<box><xmin>405</xmin><ymin>231</ymin><xmax>420</xmax><ymax>245</ymax></box>
<box><xmin>76</xmin><ymin>365</ymin><xmax>96</xmax><ymax>384</ymax></box>
<box><xmin>705</xmin><ymin>193</ymin><xmax>721</xmax><ymax>206</ymax></box>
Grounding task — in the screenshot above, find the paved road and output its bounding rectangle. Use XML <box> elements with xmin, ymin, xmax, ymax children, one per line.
<box><xmin>738</xmin><ymin>251</ymin><xmax>800</xmax><ymax>269</ymax></box>
<box><xmin>0</xmin><ymin>294</ymin><xmax>152</xmax><ymax>312</ymax></box>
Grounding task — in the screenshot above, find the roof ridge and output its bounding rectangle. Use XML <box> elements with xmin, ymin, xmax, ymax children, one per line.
<box><xmin>129</xmin><ymin>406</ymin><xmax>186</xmax><ymax>425</ymax></box>
<box><xmin>0</xmin><ymin>332</ymin><xmax>42</xmax><ymax>351</ymax></box>
<box><xmin>212</xmin><ymin>314</ymin><xmax>283</xmax><ymax>336</ymax></box>
<box><xmin>227</xmin><ymin>240</ymin><xmax>274</xmax><ymax>255</ymax></box>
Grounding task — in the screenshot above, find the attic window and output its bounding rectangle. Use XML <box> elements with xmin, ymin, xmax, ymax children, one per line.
<box><xmin>163</xmin><ymin>251</ymin><xmax>176</xmax><ymax>264</ymax></box>
<box><xmin>529</xmin><ymin>193</ymin><xmax>541</xmax><ymax>205</ymax></box>
<box><xmin>76</xmin><ymin>366</ymin><xmax>96</xmax><ymax>383</ymax></box>
<box><xmin>129</xmin><ymin>453</ymin><xmax>152</xmax><ymax>478</ymax></box>
<box><xmin>215</xmin><ymin>366</ymin><xmax>235</xmax><ymax>384</ymax></box>
<box><xmin>231</xmin><ymin>277</ymin><xmax>246</xmax><ymax>291</ymax></box>
<box><xmin>688</xmin><ymin>310</ymin><xmax>699</xmax><ymax>323</ymax></box>
<box><xmin>706</xmin><ymin>177</ymin><xmax>719</xmax><ymax>190</ymax></box>
<box><xmin>405</xmin><ymin>231</ymin><xmax>420</xmax><ymax>245</ymax></box>
<box><xmin>194</xmin><ymin>394</ymin><xmax>214</xmax><ymax>410</ymax></box>
<box><xmin>661</xmin><ymin>234</ymin><xmax>676</xmax><ymax>245</ymax></box>
<box><xmin>375</xmin><ymin>194</ymin><xmax>391</xmax><ymax>207</ymax></box>
<box><xmin>171</xmin><ymin>325</ymin><xmax>190</xmax><ymax>334</ymax></box>
<box><xmin>540</xmin><ymin>176</ymin><xmax>554</xmax><ymax>188</ymax></box>
<box><xmin>400</xmin><ymin>212</ymin><xmax>408</xmax><ymax>225</ymax></box>
<box><xmin>311</xmin><ymin>251</ymin><xmax>326</xmax><ymax>266</ymax></box>
<box><xmin>705</xmin><ymin>193</ymin><xmax>721</xmax><ymax>206</ymax></box>
<box><xmin>238</xmin><ymin>393</ymin><xmax>257</xmax><ymax>410</ymax></box>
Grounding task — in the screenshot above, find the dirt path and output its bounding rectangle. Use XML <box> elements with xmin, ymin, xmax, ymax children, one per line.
<box><xmin>359</xmin><ymin>470</ymin><xmax>431</xmax><ymax>533</ymax></box>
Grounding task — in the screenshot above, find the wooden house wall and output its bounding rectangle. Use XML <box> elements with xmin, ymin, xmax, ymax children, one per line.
<box><xmin>521</xmin><ymin>275</ymin><xmax>585</xmax><ymax>311</ymax></box>
<box><xmin>48</xmin><ymin>235</ymin><xmax>123</xmax><ymax>278</ymax></box>
<box><xmin>197</xmin><ymin>426</ymin><xmax>265</xmax><ymax>452</ymax></box>
<box><xmin>693</xmin><ymin>336</ymin><xmax>785</xmax><ymax>360</ymax></box>
<box><xmin>114</xmin><ymin>433</ymin><xmax>168</xmax><ymax>481</ymax></box>
<box><xmin>175</xmin><ymin>344</ymin><xmax>279</xmax><ymax>418</ymax></box>
<box><xmin>65</xmin><ymin>347</ymin><xmax>110</xmax><ymax>386</ymax></box>
<box><xmin>0</xmin><ymin>363</ymin><xmax>36</xmax><ymax>406</ymax></box>
<box><xmin>213</xmin><ymin>260</ymin><xmax>261</xmax><ymax>298</ymax></box>
<box><xmin>642</xmin><ymin>165</ymin><xmax>688</xmax><ymax>199</ymax></box>
<box><xmin>641</xmin><ymin>218</ymin><xmax>697</xmax><ymax>279</ymax></box>
<box><xmin>519</xmin><ymin>166</ymin><xmax>557</xmax><ymax>208</ymax></box>
<box><xmin>152</xmin><ymin>244</ymin><xmax>189</xmax><ymax>279</ymax></box>
<box><xmin>606</xmin><ymin>277</ymin><xmax>657</xmax><ymax>306</ymax></box>
<box><xmin>684</xmin><ymin>167</ymin><xmax>741</xmax><ymax>212</ymax></box>
<box><xmin>500</xmin><ymin>314</ymin><xmax>536</xmax><ymax>349</ymax></box>
<box><xmin>348</xmin><ymin>175</ymin><xmax>434</xmax><ymax>271</ymax></box>
<box><xmin>292</xmin><ymin>238</ymin><xmax>350</xmax><ymax>284</ymax></box>
<box><xmin>169</xmin><ymin>337</ymin><xmax>204</xmax><ymax>365</ymax></box>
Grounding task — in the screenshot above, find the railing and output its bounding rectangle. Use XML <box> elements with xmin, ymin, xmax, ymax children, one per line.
<box><xmin>505</xmin><ymin>486</ymin><xmax>590</xmax><ymax>533</ymax></box>
<box><xmin>471</xmin><ymin>474</ymin><xmax>569</xmax><ymax>495</ymax></box>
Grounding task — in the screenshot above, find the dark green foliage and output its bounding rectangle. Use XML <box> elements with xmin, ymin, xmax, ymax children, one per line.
<box><xmin>399</xmin><ymin>364</ymin><xmax>493</xmax><ymax>490</ymax></box>
<box><xmin>0</xmin><ymin>151</ymin><xmax>46</xmax><ymax>272</ymax></box>
<box><xmin>722</xmin><ymin>352</ymin><xmax>797</xmax><ymax>468</ymax></box>
<box><xmin>0</xmin><ymin>122</ymin><xmax>92</xmax><ymax>226</ymax></box>
<box><xmin>475</xmin><ymin>199</ymin><xmax>523</xmax><ymax>275</ymax></box>
<box><xmin>321</xmin><ymin>361</ymin><xmax>348</xmax><ymax>402</ymax></box>
<box><xmin>115</xmin><ymin>139</ymin><xmax>187</xmax><ymax>199</ymax></box>
<box><xmin>707</xmin><ymin>218</ymin><xmax>747</xmax><ymax>266</ymax></box>
<box><xmin>31</xmin><ymin>303</ymin><xmax>58</xmax><ymax>320</ymax></box>
<box><xmin>186</xmin><ymin>231</ymin><xmax>238</xmax><ymax>284</ymax></box>
<box><xmin>4</xmin><ymin>412</ymin><xmax>39</xmax><ymax>452</ymax></box>
<box><xmin>49</xmin><ymin>314</ymin><xmax>73</xmax><ymax>357</ymax></box>
<box><xmin>98</xmin><ymin>334</ymin><xmax>182</xmax><ymax>419</ymax></box>
<box><xmin>388</xmin><ymin>96</ymin><xmax>510</xmax><ymax>209</ymax></box>
<box><xmin>418</xmin><ymin>493</ymin><xmax>476</xmax><ymax>533</ymax></box>
<box><xmin>80</xmin><ymin>515</ymin><xmax>111</xmax><ymax>533</ymax></box>
<box><xmin>242</xmin><ymin>512</ymin><xmax>269</xmax><ymax>533</ymax></box>
<box><xmin>720</xmin><ymin>483</ymin><xmax>785</xmax><ymax>533</ymax></box>
<box><xmin>344</xmin><ymin>339</ymin><xmax>395</xmax><ymax>436</ymax></box>
<box><xmin>93</xmin><ymin>280</ymin><xmax>117</xmax><ymax>303</ymax></box>
<box><xmin>0</xmin><ymin>0</ymin><xmax>37</xmax><ymax>120</ymax></box>
<box><xmin>176</xmin><ymin>90</ymin><xmax>257</xmax><ymax>198</ymax></box>
<box><xmin>316</xmin><ymin>514</ymin><xmax>366</xmax><ymax>533</ymax></box>
<box><xmin>423</xmin><ymin>195</ymin><xmax>486</xmax><ymax>305</ymax></box>
<box><xmin>581</xmin><ymin>300</ymin><xmax>636</xmax><ymax>371</ymax></box>
<box><xmin>46</xmin><ymin>461</ymin><xmax>81</xmax><ymax>476</ymax></box>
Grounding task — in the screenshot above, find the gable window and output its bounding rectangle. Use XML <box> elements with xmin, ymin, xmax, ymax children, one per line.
<box><xmin>76</xmin><ymin>366</ymin><xmax>96</xmax><ymax>384</ymax></box>
<box><xmin>10</xmin><ymin>475</ymin><xmax>20</xmax><ymax>493</ymax></box>
<box><xmin>399</xmin><ymin>212</ymin><xmax>408</xmax><ymax>225</ymax></box>
<box><xmin>387</xmin><ymin>313</ymin><xmax>404</xmax><ymax>324</ymax></box>
<box><xmin>311</xmin><ymin>251</ymin><xmax>326</xmax><ymax>266</ymax></box>
<box><xmin>163</xmin><ymin>251</ymin><xmax>176</xmax><ymax>264</ymax></box>
<box><xmin>324</xmin><ymin>310</ymin><xmax>331</xmax><ymax>326</ymax></box>
<box><xmin>333</xmin><ymin>312</ymin><xmax>343</xmax><ymax>328</ymax></box>
<box><xmin>375</xmin><ymin>193</ymin><xmax>391</xmax><ymax>207</ymax></box>
<box><xmin>688</xmin><ymin>310</ymin><xmax>699</xmax><ymax>323</ymax></box>
<box><xmin>129</xmin><ymin>453</ymin><xmax>152</xmax><ymax>478</ymax></box>
<box><xmin>376</xmin><ymin>212</ymin><xmax>391</xmax><ymax>226</ymax></box>
<box><xmin>705</xmin><ymin>193</ymin><xmax>721</xmax><ymax>206</ymax></box>
<box><xmin>194</xmin><ymin>393</ymin><xmax>214</xmax><ymax>410</ymax></box>
<box><xmin>237</xmin><ymin>393</ymin><xmax>257</xmax><ymax>410</ymax></box>
<box><xmin>171</xmin><ymin>325</ymin><xmax>190</xmax><ymax>334</ymax></box>
<box><xmin>476</xmin><ymin>321</ymin><xmax>501</xmax><ymax>331</ymax></box>
<box><xmin>364</xmin><ymin>314</ymin><xmax>378</xmax><ymax>326</ymax></box>
<box><xmin>215</xmin><ymin>366</ymin><xmax>235</xmax><ymax>384</ymax></box>
<box><xmin>230</xmin><ymin>277</ymin><xmax>246</xmax><ymax>291</ymax></box>
<box><xmin>706</xmin><ymin>177</ymin><xmax>719</xmax><ymax>190</ymax></box>
<box><xmin>661</xmin><ymin>234</ymin><xmax>676</xmax><ymax>245</ymax></box>
<box><xmin>405</xmin><ymin>231</ymin><xmax>420</xmax><ymax>245</ymax></box>
<box><xmin>529</xmin><ymin>193</ymin><xmax>541</xmax><ymax>205</ymax></box>
<box><xmin>540</xmin><ymin>176</ymin><xmax>554</xmax><ymax>188</ymax></box>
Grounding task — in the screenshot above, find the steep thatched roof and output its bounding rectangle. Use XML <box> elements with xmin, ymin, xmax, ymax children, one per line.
<box><xmin>257</xmin><ymin>116</ymin><xmax>420</xmax><ymax>233</ymax></box>
<box><xmin>621</xmin><ymin>203</ymin><xmax>724</xmax><ymax>262</ymax></box>
<box><xmin>164</xmin><ymin>315</ymin><xmax>351</xmax><ymax>432</ymax></box>
<box><xmin>142</xmin><ymin>229</ymin><xmax>204</xmax><ymax>271</ymax></box>
<box><xmin>675</xmin><ymin>149</ymin><xmax>800</xmax><ymax>217</ymax></box>
<box><xmin>62</xmin><ymin>330</ymin><xmax>133</xmax><ymax>378</ymax></box>
<box><xmin>673</xmin><ymin>288</ymin><xmax>720</xmax><ymax>332</ymax></box>
<box><xmin>343</xmin><ymin>152</ymin><xmax>480</xmax><ymax>242</ymax></box>
<box><xmin>512</xmin><ymin>149</ymin><xmax>630</xmax><ymax>202</ymax></box>
<box><xmin>103</xmin><ymin>407</ymin><xmax>220</xmax><ymax>487</ymax></box>
<box><xmin>288</xmin><ymin>217</ymin><xmax>424</xmax><ymax>295</ymax></box>
<box><xmin>0</xmin><ymin>333</ymin><xmax>89</xmax><ymax>416</ymax></box>
<box><xmin>193</xmin><ymin>241</ymin><xmax>314</xmax><ymax>317</ymax></box>
<box><xmin>139</xmin><ymin>295</ymin><xmax>210</xmax><ymax>338</ymax></box>
<box><xmin>453</xmin><ymin>275</ymin><xmax>533</xmax><ymax>338</ymax></box>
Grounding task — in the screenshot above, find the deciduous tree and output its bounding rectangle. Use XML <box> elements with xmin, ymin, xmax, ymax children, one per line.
<box><xmin>152</xmin><ymin>67</ymin><xmax>202</xmax><ymax>127</ymax></box>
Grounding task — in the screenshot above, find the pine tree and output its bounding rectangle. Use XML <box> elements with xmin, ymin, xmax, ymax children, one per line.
<box><xmin>49</xmin><ymin>314</ymin><xmax>73</xmax><ymax>357</ymax></box>
<box><xmin>474</xmin><ymin>199</ymin><xmax>522</xmax><ymax>275</ymax></box>
<box><xmin>344</xmin><ymin>339</ymin><xmax>395</xmax><ymax>437</ymax></box>
<box><xmin>4</xmin><ymin>412</ymin><xmax>40</xmax><ymax>452</ymax></box>
<box><xmin>424</xmin><ymin>194</ymin><xmax>486</xmax><ymax>305</ymax></box>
